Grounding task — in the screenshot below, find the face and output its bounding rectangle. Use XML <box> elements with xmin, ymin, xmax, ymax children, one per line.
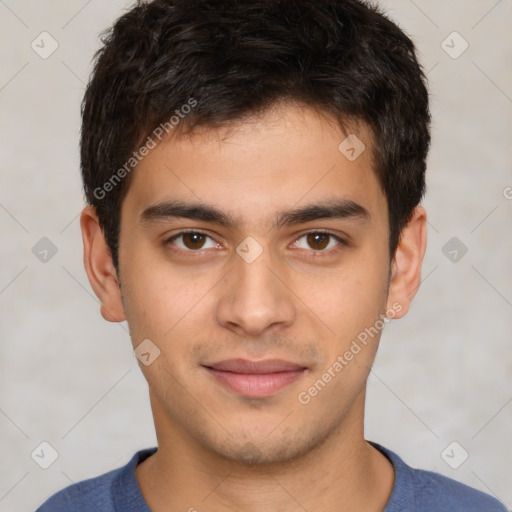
<box><xmin>84</xmin><ymin>102</ymin><xmax>424</xmax><ymax>465</ymax></box>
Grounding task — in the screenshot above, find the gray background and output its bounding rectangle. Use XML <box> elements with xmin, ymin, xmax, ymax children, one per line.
<box><xmin>1</xmin><ymin>0</ymin><xmax>511</xmax><ymax>510</ymax></box>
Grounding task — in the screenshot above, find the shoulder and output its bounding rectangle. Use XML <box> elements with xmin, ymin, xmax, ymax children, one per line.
<box><xmin>371</xmin><ymin>442</ymin><xmax>508</xmax><ymax>512</ymax></box>
<box><xmin>408</xmin><ymin>467</ymin><xmax>507</xmax><ymax>511</ymax></box>
<box><xmin>35</xmin><ymin>448</ymin><xmax>156</xmax><ymax>512</ymax></box>
<box><xmin>35</xmin><ymin>468</ymin><xmax>119</xmax><ymax>512</ymax></box>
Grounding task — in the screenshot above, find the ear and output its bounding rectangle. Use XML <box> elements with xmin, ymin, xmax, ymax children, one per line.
<box><xmin>80</xmin><ymin>205</ymin><xmax>126</xmax><ymax>322</ymax></box>
<box><xmin>385</xmin><ymin>206</ymin><xmax>427</xmax><ymax>319</ymax></box>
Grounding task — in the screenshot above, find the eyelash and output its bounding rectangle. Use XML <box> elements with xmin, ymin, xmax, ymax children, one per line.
<box><xmin>164</xmin><ymin>229</ymin><xmax>346</xmax><ymax>258</ymax></box>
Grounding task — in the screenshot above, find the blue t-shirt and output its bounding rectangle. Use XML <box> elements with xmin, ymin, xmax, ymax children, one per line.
<box><xmin>36</xmin><ymin>442</ymin><xmax>507</xmax><ymax>511</ymax></box>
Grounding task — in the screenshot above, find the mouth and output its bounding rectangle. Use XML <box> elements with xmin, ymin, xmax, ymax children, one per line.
<box><xmin>202</xmin><ymin>358</ymin><xmax>308</xmax><ymax>398</ymax></box>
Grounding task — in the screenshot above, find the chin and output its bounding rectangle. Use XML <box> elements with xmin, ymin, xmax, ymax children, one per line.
<box><xmin>210</xmin><ymin>424</ymin><xmax>333</xmax><ymax>466</ymax></box>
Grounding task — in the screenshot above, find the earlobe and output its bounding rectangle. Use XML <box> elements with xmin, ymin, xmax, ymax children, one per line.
<box><xmin>386</xmin><ymin>206</ymin><xmax>427</xmax><ymax>319</ymax></box>
<box><xmin>80</xmin><ymin>205</ymin><xmax>126</xmax><ymax>323</ymax></box>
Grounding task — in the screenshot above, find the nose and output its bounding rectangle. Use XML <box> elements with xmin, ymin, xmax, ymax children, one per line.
<box><xmin>215</xmin><ymin>245</ymin><xmax>296</xmax><ymax>338</ymax></box>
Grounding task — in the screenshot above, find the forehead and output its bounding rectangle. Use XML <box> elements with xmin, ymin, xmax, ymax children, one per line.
<box><xmin>122</xmin><ymin>104</ymin><xmax>387</xmax><ymax>231</ymax></box>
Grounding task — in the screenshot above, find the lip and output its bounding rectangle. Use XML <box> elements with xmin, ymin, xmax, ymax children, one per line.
<box><xmin>203</xmin><ymin>358</ymin><xmax>307</xmax><ymax>398</ymax></box>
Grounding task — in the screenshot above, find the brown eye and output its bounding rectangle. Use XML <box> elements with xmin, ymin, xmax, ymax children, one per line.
<box><xmin>294</xmin><ymin>231</ymin><xmax>344</xmax><ymax>252</ymax></box>
<box><xmin>306</xmin><ymin>233</ymin><xmax>330</xmax><ymax>250</ymax></box>
<box><xmin>182</xmin><ymin>232</ymin><xmax>206</xmax><ymax>250</ymax></box>
<box><xmin>168</xmin><ymin>231</ymin><xmax>218</xmax><ymax>252</ymax></box>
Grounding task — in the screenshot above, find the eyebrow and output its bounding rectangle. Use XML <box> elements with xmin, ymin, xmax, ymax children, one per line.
<box><xmin>139</xmin><ymin>197</ymin><xmax>370</xmax><ymax>231</ymax></box>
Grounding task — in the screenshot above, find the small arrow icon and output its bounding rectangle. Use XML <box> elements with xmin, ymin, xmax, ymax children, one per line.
<box><xmin>441</xmin><ymin>31</ymin><xmax>468</xmax><ymax>59</ymax></box>
<box><xmin>236</xmin><ymin>236</ymin><xmax>263</xmax><ymax>263</ymax></box>
<box><xmin>338</xmin><ymin>134</ymin><xmax>365</xmax><ymax>161</ymax></box>
<box><xmin>31</xmin><ymin>441</ymin><xmax>59</xmax><ymax>469</ymax></box>
<box><xmin>134</xmin><ymin>339</ymin><xmax>161</xmax><ymax>366</ymax></box>
<box><xmin>32</xmin><ymin>237</ymin><xmax>58</xmax><ymax>263</ymax></box>
<box><xmin>31</xmin><ymin>31</ymin><xmax>59</xmax><ymax>59</ymax></box>
<box><xmin>442</xmin><ymin>236</ymin><xmax>467</xmax><ymax>263</ymax></box>
<box><xmin>441</xmin><ymin>441</ymin><xmax>469</xmax><ymax>469</ymax></box>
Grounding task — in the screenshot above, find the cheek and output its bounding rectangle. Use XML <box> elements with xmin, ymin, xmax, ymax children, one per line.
<box><xmin>300</xmin><ymin>254</ymin><xmax>388</xmax><ymax>332</ymax></box>
<box><xmin>120</xmin><ymin>254</ymin><xmax>213</xmax><ymax>344</ymax></box>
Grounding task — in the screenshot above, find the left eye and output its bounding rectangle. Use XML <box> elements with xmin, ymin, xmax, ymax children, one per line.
<box><xmin>293</xmin><ymin>232</ymin><xmax>344</xmax><ymax>252</ymax></box>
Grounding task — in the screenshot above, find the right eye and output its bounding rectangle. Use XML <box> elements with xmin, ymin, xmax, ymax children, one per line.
<box><xmin>165</xmin><ymin>230</ymin><xmax>220</xmax><ymax>254</ymax></box>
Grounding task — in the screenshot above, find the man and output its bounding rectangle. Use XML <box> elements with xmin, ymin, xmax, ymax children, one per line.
<box><xmin>36</xmin><ymin>0</ymin><xmax>507</xmax><ymax>510</ymax></box>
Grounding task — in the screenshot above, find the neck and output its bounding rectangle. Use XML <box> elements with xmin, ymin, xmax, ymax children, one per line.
<box><xmin>136</xmin><ymin>392</ymin><xmax>395</xmax><ymax>512</ymax></box>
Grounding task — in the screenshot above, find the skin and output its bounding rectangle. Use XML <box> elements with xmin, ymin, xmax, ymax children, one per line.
<box><xmin>81</xmin><ymin>102</ymin><xmax>427</xmax><ymax>511</ymax></box>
